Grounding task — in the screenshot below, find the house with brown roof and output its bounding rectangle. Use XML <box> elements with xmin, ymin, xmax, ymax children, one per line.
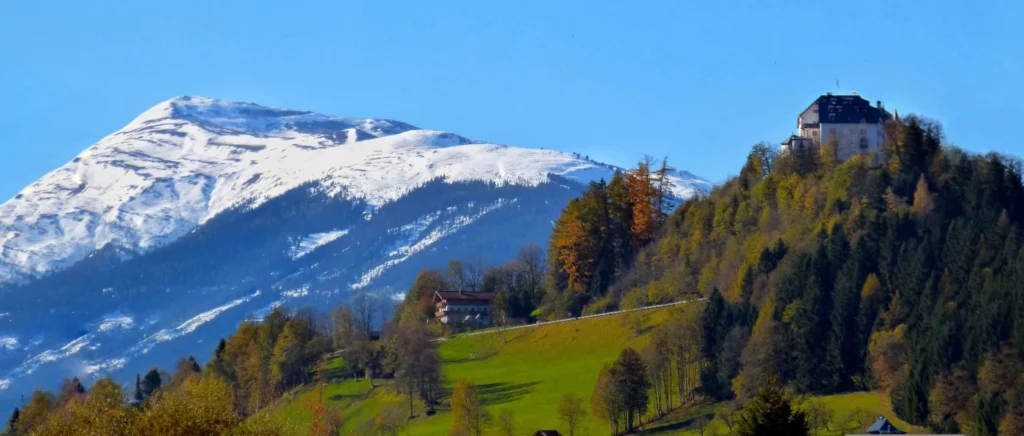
<box><xmin>433</xmin><ymin>290</ymin><xmax>494</xmax><ymax>326</ymax></box>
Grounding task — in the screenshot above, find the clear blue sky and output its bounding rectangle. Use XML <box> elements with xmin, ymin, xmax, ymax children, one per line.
<box><xmin>2</xmin><ymin>1</ymin><xmax>1021</xmax><ymax>200</ymax></box>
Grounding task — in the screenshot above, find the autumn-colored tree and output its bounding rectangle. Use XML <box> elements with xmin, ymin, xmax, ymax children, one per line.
<box><xmin>396</xmin><ymin>269</ymin><xmax>449</xmax><ymax>323</ymax></box>
<box><xmin>12</xmin><ymin>390</ymin><xmax>54</xmax><ymax>435</ymax></box>
<box><xmin>927</xmin><ymin>367</ymin><xmax>973</xmax><ymax>428</ymax></box>
<box><xmin>591</xmin><ymin>364</ymin><xmax>624</xmax><ymax>435</ymax></box>
<box><xmin>626</xmin><ymin>156</ymin><xmax>659</xmax><ymax>247</ymax></box>
<box><xmin>558</xmin><ymin>393</ymin><xmax>587</xmax><ymax>436</ymax></box>
<box><xmin>1000</xmin><ymin>377</ymin><xmax>1024</xmax><ymax>436</ymax></box>
<box><xmin>34</xmin><ymin>377</ymin><xmax>136</xmax><ymax>436</ymax></box>
<box><xmin>978</xmin><ymin>346</ymin><xmax>1022</xmax><ymax>396</ymax></box>
<box><xmin>270</xmin><ymin>320</ymin><xmax>305</xmax><ymax>389</ymax></box>
<box><xmin>551</xmin><ymin>199</ymin><xmax>598</xmax><ymax>293</ymax></box>
<box><xmin>911</xmin><ymin>175</ymin><xmax>935</xmax><ymax>219</ymax></box>
<box><xmin>448</xmin><ymin>379</ymin><xmax>490</xmax><ymax>436</ymax></box>
<box><xmin>134</xmin><ymin>375</ymin><xmax>238</xmax><ymax>436</ymax></box>
<box><xmin>166</xmin><ymin>356</ymin><xmax>203</xmax><ymax>391</ymax></box>
<box><xmin>867</xmin><ymin>326</ymin><xmax>908</xmax><ymax>391</ymax></box>
<box><xmin>55</xmin><ymin>377</ymin><xmax>86</xmax><ymax>407</ymax></box>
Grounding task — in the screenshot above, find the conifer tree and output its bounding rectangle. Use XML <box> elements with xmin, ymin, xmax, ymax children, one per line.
<box><xmin>736</xmin><ymin>376</ymin><xmax>809</xmax><ymax>436</ymax></box>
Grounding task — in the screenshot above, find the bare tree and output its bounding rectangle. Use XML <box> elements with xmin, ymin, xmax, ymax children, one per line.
<box><xmin>331</xmin><ymin>304</ymin><xmax>359</xmax><ymax>350</ymax></box>
<box><xmin>395</xmin><ymin>320</ymin><xmax>442</xmax><ymax>418</ymax></box>
<box><xmin>516</xmin><ymin>244</ymin><xmax>545</xmax><ymax>303</ymax></box>
<box><xmin>692</xmin><ymin>415</ymin><xmax>710</xmax><ymax>436</ymax></box>
<box><xmin>352</xmin><ymin>293</ymin><xmax>376</xmax><ymax>333</ymax></box>
<box><xmin>375</xmin><ymin>401</ymin><xmax>407</xmax><ymax>436</ymax></box>
<box><xmin>558</xmin><ymin>393</ymin><xmax>587</xmax><ymax>436</ymax></box>
<box><xmin>750</xmin><ymin>142</ymin><xmax>779</xmax><ymax>176</ymax></box>
<box><xmin>497</xmin><ymin>408</ymin><xmax>517</xmax><ymax>436</ymax></box>
<box><xmin>491</xmin><ymin>291</ymin><xmax>511</xmax><ymax>344</ymax></box>
<box><xmin>717</xmin><ymin>403</ymin><xmax>740</xmax><ymax>434</ymax></box>
<box><xmin>447</xmin><ymin>259</ymin><xmax>466</xmax><ymax>291</ymax></box>
<box><xmin>463</xmin><ymin>255</ymin><xmax>486</xmax><ymax>292</ymax></box>
<box><xmin>804</xmin><ymin>399</ymin><xmax>834</xmax><ymax>435</ymax></box>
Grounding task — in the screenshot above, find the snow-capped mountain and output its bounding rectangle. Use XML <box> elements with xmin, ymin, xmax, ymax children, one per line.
<box><xmin>0</xmin><ymin>96</ymin><xmax>711</xmax><ymax>409</ymax></box>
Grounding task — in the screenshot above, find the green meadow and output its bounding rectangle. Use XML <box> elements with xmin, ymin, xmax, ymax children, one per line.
<box><xmin>260</xmin><ymin>304</ymin><xmax>924</xmax><ymax>435</ymax></box>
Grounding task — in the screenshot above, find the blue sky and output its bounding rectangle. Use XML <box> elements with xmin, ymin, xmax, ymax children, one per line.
<box><xmin>1</xmin><ymin>1</ymin><xmax>1021</xmax><ymax>200</ymax></box>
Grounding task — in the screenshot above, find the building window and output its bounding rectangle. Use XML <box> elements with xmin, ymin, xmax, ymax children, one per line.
<box><xmin>859</xmin><ymin>137</ymin><xmax>869</xmax><ymax>150</ymax></box>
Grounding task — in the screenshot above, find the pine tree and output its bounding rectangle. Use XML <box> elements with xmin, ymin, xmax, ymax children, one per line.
<box><xmin>140</xmin><ymin>368</ymin><xmax>163</xmax><ymax>400</ymax></box>
<box><xmin>5</xmin><ymin>408</ymin><xmax>18</xmax><ymax>436</ymax></box>
<box><xmin>736</xmin><ymin>375</ymin><xmax>810</xmax><ymax>436</ymax></box>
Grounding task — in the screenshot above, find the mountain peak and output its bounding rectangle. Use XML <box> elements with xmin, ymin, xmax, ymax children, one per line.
<box><xmin>126</xmin><ymin>96</ymin><xmax>419</xmax><ymax>137</ymax></box>
<box><xmin>0</xmin><ymin>97</ymin><xmax>711</xmax><ymax>286</ymax></box>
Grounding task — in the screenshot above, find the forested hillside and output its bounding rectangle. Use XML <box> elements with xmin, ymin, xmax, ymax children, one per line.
<box><xmin>546</xmin><ymin>115</ymin><xmax>1024</xmax><ymax>434</ymax></box>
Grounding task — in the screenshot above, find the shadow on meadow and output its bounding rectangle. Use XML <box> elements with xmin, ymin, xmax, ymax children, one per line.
<box><xmin>478</xmin><ymin>381</ymin><xmax>542</xmax><ymax>406</ymax></box>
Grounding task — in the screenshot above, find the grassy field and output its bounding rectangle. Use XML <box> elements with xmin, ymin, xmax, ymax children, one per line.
<box><xmin>261</xmin><ymin>305</ymin><xmax>926</xmax><ymax>435</ymax></box>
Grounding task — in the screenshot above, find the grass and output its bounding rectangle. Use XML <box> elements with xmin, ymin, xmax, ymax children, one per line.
<box><xmin>259</xmin><ymin>375</ymin><xmax>372</xmax><ymax>433</ymax></box>
<box><xmin>262</xmin><ymin>305</ymin><xmax>924</xmax><ymax>435</ymax></box>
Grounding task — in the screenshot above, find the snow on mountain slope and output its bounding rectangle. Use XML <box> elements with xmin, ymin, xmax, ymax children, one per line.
<box><xmin>0</xmin><ymin>96</ymin><xmax>711</xmax><ymax>284</ymax></box>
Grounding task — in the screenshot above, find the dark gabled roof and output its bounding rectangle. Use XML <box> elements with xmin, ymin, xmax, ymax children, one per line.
<box><xmin>815</xmin><ymin>94</ymin><xmax>892</xmax><ymax>124</ymax></box>
<box><xmin>434</xmin><ymin>291</ymin><xmax>495</xmax><ymax>304</ymax></box>
<box><xmin>867</xmin><ymin>416</ymin><xmax>905</xmax><ymax>434</ymax></box>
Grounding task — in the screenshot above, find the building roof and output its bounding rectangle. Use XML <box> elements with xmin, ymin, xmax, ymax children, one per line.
<box><xmin>812</xmin><ymin>94</ymin><xmax>892</xmax><ymax>124</ymax></box>
<box><xmin>533</xmin><ymin>431</ymin><xmax>562</xmax><ymax>436</ymax></box>
<box><xmin>867</xmin><ymin>416</ymin><xmax>905</xmax><ymax>434</ymax></box>
<box><xmin>434</xmin><ymin>291</ymin><xmax>495</xmax><ymax>304</ymax></box>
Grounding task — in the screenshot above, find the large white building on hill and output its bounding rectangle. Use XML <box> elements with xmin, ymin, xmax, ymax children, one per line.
<box><xmin>782</xmin><ymin>93</ymin><xmax>895</xmax><ymax>161</ymax></box>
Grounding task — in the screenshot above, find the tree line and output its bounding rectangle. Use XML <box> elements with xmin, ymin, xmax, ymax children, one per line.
<box><xmin>2</xmin><ymin>290</ymin><xmax>448</xmax><ymax>436</ymax></box>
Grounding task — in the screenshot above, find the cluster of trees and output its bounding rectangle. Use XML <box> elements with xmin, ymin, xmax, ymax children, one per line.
<box><xmin>588</xmin><ymin>308</ymin><xmax>706</xmax><ymax>436</ymax></box>
<box><xmin>611</xmin><ymin>115</ymin><xmax>1024</xmax><ymax>434</ymax></box>
<box><xmin>393</xmin><ymin>245</ymin><xmax>547</xmax><ymax>326</ymax></box>
<box><xmin>544</xmin><ymin>157</ymin><xmax>681</xmax><ymax>317</ymax></box>
<box><xmin>205</xmin><ymin>307</ymin><xmax>332</xmax><ymax>415</ymax></box>
<box><xmin>1</xmin><ymin>360</ymin><xmax>284</xmax><ymax>436</ymax></box>
<box><xmin>3</xmin><ymin>305</ymin><xmax>333</xmax><ymax>435</ymax></box>
<box><xmin>591</xmin><ymin>348</ymin><xmax>652</xmax><ymax>434</ymax></box>
<box><xmin>3</xmin><ymin>289</ymin><xmax>448</xmax><ymax>436</ymax></box>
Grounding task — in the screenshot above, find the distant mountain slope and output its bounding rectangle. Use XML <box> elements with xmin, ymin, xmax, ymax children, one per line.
<box><xmin>0</xmin><ymin>97</ymin><xmax>710</xmax><ymax>410</ymax></box>
<box><xmin>0</xmin><ymin>96</ymin><xmax>709</xmax><ymax>285</ymax></box>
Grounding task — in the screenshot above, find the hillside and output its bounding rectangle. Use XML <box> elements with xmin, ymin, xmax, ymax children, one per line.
<box><xmin>0</xmin><ymin>96</ymin><xmax>711</xmax><ymax>411</ymax></box>
<box><xmin>259</xmin><ymin>303</ymin><xmax>923</xmax><ymax>435</ymax></box>
<box><xmin>570</xmin><ymin>118</ymin><xmax>1024</xmax><ymax>434</ymax></box>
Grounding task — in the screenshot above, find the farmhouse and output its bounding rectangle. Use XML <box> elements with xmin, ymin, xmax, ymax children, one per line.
<box><xmin>782</xmin><ymin>92</ymin><xmax>895</xmax><ymax>161</ymax></box>
<box><xmin>433</xmin><ymin>290</ymin><xmax>494</xmax><ymax>326</ymax></box>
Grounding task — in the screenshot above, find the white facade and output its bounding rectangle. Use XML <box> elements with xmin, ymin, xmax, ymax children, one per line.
<box><xmin>783</xmin><ymin>94</ymin><xmax>891</xmax><ymax>161</ymax></box>
<box><xmin>819</xmin><ymin>122</ymin><xmax>885</xmax><ymax>160</ymax></box>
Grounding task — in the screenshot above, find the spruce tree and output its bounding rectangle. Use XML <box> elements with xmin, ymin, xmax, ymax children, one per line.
<box><xmin>736</xmin><ymin>376</ymin><xmax>809</xmax><ymax>436</ymax></box>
